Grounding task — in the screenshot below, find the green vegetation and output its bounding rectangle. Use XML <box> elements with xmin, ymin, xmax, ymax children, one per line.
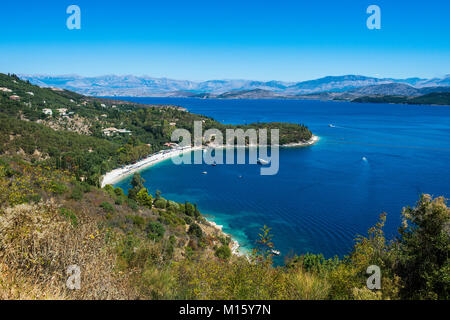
<box><xmin>0</xmin><ymin>73</ymin><xmax>448</xmax><ymax>300</ymax></box>
<box><xmin>352</xmin><ymin>92</ymin><xmax>450</xmax><ymax>106</ymax></box>
<box><xmin>215</xmin><ymin>245</ymin><xmax>232</xmax><ymax>260</ymax></box>
<box><xmin>0</xmin><ymin>157</ymin><xmax>448</xmax><ymax>300</ymax></box>
<box><xmin>0</xmin><ymin>73</ymin><xmax>312</xmax><ymax>188</ymax></box>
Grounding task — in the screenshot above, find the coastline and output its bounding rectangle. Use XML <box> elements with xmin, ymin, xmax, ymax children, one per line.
<box><xmin>101</xmin><ymin>135</ymin><xmax>320</xmax><ymax>188</ymax></box>
<box><xmin>100</xmin><ymin>145</ymin><xmax>203</xmax><ymax>188</ymax></box>
<box><xmin>100</xmin><ymin>135</ymin><xmax>319</xmax><ymax>258</ymax></box>
<box><xmin>206</xmin><ymin>220</ymin><xmax>244</xmax><ymax>257</ymax></box>
<box><xmin>282</xmin><ymin>135</ymin><xmax>320</xmax><ymax>147</ymax></box>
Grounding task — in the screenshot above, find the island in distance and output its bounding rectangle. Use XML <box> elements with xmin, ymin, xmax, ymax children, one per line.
<box><xmin>20</xmin><ymin>74</ymin><xmax>450</xmax><ymax>105</ymax></box>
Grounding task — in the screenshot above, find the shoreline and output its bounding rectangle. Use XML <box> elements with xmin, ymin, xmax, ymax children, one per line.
<box><xmin>100</xmin><ymin>145</ymin><xmax>203</xmax><ymax>188</ymax></box>
<box><xmin>101</xmin><ymin>135</ymin><xmax>320</xmax><ymax>188</ymax></box>
<box><xmin>206</xmin><ymin>220</ymin><xmax>244</xmax><ymax>257</ymax></box>
<box><xmin>282</xmin><ymin>135</ymin><xmax>320</xmax><ymax>147</ymax></box>
<box><xmin>100</xmin><ymin>135</ymin><xmax>319</xmax><ymax>257</ymax></box>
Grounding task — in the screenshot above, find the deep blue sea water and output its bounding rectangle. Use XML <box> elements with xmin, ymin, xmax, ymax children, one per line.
<box><xmin>113</xmin><ymin>98</ymin><xmax>450</xmax><ymax>262</ymax></box>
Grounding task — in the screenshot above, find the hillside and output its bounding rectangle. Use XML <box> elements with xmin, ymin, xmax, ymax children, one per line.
<box><xmin>0</xmin><ymin>73</ymin><xmax>313</xmax><ymax>185</ymax></box>
<box><xmin>352</xmin><ymin>92</ymin><xmax>450</xmax><ymax>106</ymax></box>
<box><xmin>0</xmin><ymin>73</ymin><xmax>448</xmax><ymax>300</ymax></box>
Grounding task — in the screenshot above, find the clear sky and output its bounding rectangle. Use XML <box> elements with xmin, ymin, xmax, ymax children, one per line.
<box><xmin>1</xmin><ymin>0</ymin><xmax>449</xmax><ymax>81</ymax></box>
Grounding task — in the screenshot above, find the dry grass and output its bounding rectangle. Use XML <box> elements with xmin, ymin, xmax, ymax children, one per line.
<box><xmin>0</xmin><ymin>200</ymin><xmax>136</xmax><ymax>300</ymax></box>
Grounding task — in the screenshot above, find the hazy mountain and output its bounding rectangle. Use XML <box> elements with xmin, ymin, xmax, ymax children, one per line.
<box><xmin>347</xmin><ymin>83</ymin><xmax>422</xmax><ymax>97</ymax></box>
<box><xmin>19</xmin><ymin>74</ymin><xmax>449</xmax><ymax>98</ymax></box>
<box><xmin>216</xmin><ymin>89</ymin><xmax>283</xmax><ymax>99</ymax></box>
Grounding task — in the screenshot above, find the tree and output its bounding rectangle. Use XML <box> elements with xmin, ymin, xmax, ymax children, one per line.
<box><xmin>188</xmin><ymin>223</ymin><xmax>203</xmax><ymax>239</ymax></box>
<box><xmin>395</xmin><ymin>194</ymin><xmax>450</xmax><ymax>299</ymax></box>
<box><xmin>185</xmin><ymin>202</ymin><xmax>195</xmax><ymax>217</ymax></box>
<box><xmin>136</xmin><ymin>188</ymin><xmax>153</xmax><ymax>208</ymax></box>
<box><xmin>131</xmin><ymin>172</ymin><xmax>145</xmax><ymax>189</ymax></box>
<box><xmin>128</xmin><ymin>172</ymin><xmax>145</xmax><ymax>200</ymax></box>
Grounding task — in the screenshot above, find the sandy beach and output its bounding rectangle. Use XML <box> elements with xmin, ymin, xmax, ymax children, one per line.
<box><xmin>101</xmin><ymin>136</ymin><xmax>319</xmax><ymax>188</ymax></box>
<box><xmin>101</xmin><ymin>145</ymin><xmax>203</xmax><ymax>188</ymax></box>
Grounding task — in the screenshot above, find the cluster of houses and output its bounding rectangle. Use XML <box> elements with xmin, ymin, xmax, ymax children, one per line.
<box><xmin>1</xmin><ymin>87</ymin><xmax>36</xmax><ymax>101</ymax></box>
<box><xmin>0</xmin><ymin>87</ymin><xmax>20</xmax><ymax>101</ymax></box>
<box><xmin>41</xmin><ymin>108</ymin><xmax>74</xmax><ymax>117</ymax></box>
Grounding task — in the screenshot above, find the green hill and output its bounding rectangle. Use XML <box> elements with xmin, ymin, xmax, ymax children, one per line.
<box><xmin>352</xmin><ymin>92</ymin><xmax>450</xmax><ymax>105</ymax></box>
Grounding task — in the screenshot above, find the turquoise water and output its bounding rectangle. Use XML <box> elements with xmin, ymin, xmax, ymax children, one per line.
<box><xmin>114</xmin><ymin>98</ymin><xmax>450</xmax><ymax>262</ymax></box>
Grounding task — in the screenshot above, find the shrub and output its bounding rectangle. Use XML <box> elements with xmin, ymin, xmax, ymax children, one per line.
<box><xmin>100</xmin><ymin>201</ymin><xmax>115</xmax><ymax>213</ymax></box>
<box><xmin>215</xmin><ymin>245</ymin><xmax>231</xmax><ymax>260</ymax></box>
<box><xmin>136</xmin><ymin>188</ymin><xmax>153</xmax><ymax>207</ymax></box>
<box><xmin>146</xmin><ymin>222</ymin><xmax>165</xmax><ymax>241</ymax></box>
<box><xmin>60</xmin><ymin>207</ymin><xmax>78</xmax><ymax>227</ymax></box>
<box><xmin>154</xmin><ymin>199</ymin><xmax>167</xmax><ymax>209</ymax></box>
<box><xmin>70</xmin><ymin>186</ymin><xmax>83</xmax><ymax>200</ymax></box>
<box><xmin>114</xmin><ymin>187</ymin><xmax>125</xmax><ymax>197</ymax></box>
<box><xmin>184</xmin><ymin>216</ymin><xmax>192</xmax><ymax>225</ymax></box>
<box><xmin>127</xmin><ymin>198</ymin><xmax>138</xmax><ymax>211</ymax></box>
<box><xmin>188</xmin><ymin>223</ymin><xmax>203</xmax><ymax>239</ymax></box>
<box><xmin>51</xmin><ymin>182</ymin><xmax>67</xmax><ymax>195</ymax></box>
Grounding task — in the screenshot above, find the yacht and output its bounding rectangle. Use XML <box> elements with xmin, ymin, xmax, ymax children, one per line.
<box><xmin>271</xmin><ymin>249</ymin><xmax>281</xmax><ymax>256</ymax></box>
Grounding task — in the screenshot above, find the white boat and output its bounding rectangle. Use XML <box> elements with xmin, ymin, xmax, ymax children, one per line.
<box><xmin>362</xmin><ymin>157</ymin><xmax>368</xmax><ymax>162</ymax></box>
<box><xmin>271</xmin><ymin>249</ymin><xmax>281</xmax><ymax>256</ymax></box>
<box><xmin>202</xmin><ymin>171</ymin><xmax>208</xmax><ymax>174</ymax></box>
<box><xmin>257</xmin><ymin>158</ymin><xmax>269</xmax><ymax>165</ymax></box>
<box><xmin>328</xmin><ymin>124</ymin><xmax>336</xmax><ymax>128</ymax></box>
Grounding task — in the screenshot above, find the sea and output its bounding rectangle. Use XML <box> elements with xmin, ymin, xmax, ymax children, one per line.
<box><xmin>112</xmin><ymin>97</ymin><xmax>450</xmax><ymax>263</ymax></box>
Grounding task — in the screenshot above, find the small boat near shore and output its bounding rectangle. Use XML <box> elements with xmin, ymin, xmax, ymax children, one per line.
<box><xmin>271</xmin><ymin>249</ymin><xmax>281</xmax><ymax>256</ymax></box>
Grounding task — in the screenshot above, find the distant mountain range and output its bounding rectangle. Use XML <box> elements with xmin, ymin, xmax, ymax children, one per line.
<box><xmin>19</xmin><ymin>74</ymin><xmax>450</xmax><ymax>101</ymax></box>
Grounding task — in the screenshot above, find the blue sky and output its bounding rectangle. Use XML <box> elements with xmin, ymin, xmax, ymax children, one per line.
<box><xmin>1</xmin><ymin>0</ymin><xmax>449</xmax><ymax>81</ymax></box>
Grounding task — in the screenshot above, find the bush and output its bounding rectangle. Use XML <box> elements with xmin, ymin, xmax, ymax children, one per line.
<box><xmin>215</xmin><ymin>245</ymin><xmax>231</xmax><ymax>260</ymax></box>
<box><xmin>114</xmin><ymin>187</ymin><xmax>125</xmax><ymax>197</ymax></box>
<box><xmin>146</xmin><ymin>222</ymin><xmax>165</xmax><ymax>241</ymax></box>
<box><xmin>184</xmin><ymin>216</ymin><xmax>192</xmax><ymax>225</ymax></box>
<box><xmin>188</xmin><ymin>223</ymin><xmax>203</xmax><ymax>239</ymax></box>
<box><xmin>127</xmin><ymin>198</ymin><xmax>138</xmax><ymax>211</ymax></box>
<box><xmin>70</xmin><ymin>186</ymin><xmax>83</xmax><ymax>200</ymax></box>
<box><xmin>100</xmin><ymin>201</ymin><xmax>115</xmax><ymax>213</ymax></box>
<box><xmin>136</xmin><ymin>188</ymin><xmax>153</xmax><ymax>207</ymax></box>
<box><xmin>60</xmin><ymin>207</ymin><xmax>78</xmax><ymax>227</ymax></box>
<box><xmin>52</xmin><ymin>182</ymin><xmax>68</xmax><ymax>195</ymax></box>
<box><xmin>26</xmin><ymin>193</ymin><xmax>42</xmax><ymax>204</ymax></box>
<box><xmin>154</xmin><ymin>199</ymin><xmax>167</xmax><ymax>209</ymax></box>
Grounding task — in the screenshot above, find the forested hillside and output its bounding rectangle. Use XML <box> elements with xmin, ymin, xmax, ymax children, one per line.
<box><xmin>0</xmin><ymin>73</ymin><xmax>312</xmax><ymax>185</ymax></box>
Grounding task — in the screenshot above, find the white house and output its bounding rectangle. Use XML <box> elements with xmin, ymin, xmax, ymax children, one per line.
<box><xmin>103</xmin><ymin>127</ymin><xmax>132</xmax><ymax>137</ymax></box>
<box><xmin>42</xmin><ymin>108</ymin><xmax>53</xmax><ymax>116</ymax></box>
<box><xmin>57</xmin><ymin>108</ymin><xmax>68</xmax><ymax>115</ymax></box>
